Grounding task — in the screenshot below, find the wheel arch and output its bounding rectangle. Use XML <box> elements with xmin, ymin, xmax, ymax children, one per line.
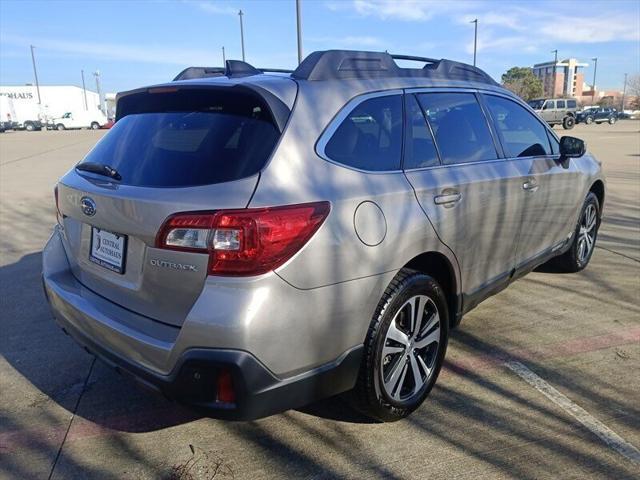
<box><xmin>589</xmin><ymin>179</ymin><xmax>605</xmax><ymax>215</ymax></box>
<box><xmin>403</xmin><ymin>251</ymin><xmax>461</xmax><ymax>328</ymax></box>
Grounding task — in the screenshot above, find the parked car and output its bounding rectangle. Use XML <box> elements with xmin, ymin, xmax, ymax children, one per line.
<box><xmin>576</xmin><ymin>107</ymin><xmax>618</xmax><ymax>125</ymax></box>
<box><xmin>101</xmin><ymin>119</ymin><xmax>115</xmax><ymax>129</ymax></box>
<box><xmin>49</xmin><ymin>109</ymin><xmax>108</xmax><ymax>130</ymax></box>
<box><xmin>43</xmin><ymin>50</ymin><xmax>605</xmax><ymax>422</ymax></box>
<box><xmin>527</xmin><ymin>98</ymin><xmax>578</xmax><ymax>129</ymax></box>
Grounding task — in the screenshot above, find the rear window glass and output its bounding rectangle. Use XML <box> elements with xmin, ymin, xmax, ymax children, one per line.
<box><xmin>324</xmin><ymin>95</ymin><xmax>403</xmax><ymax>171</ymax></box>
<box><xmin>79</xmin><ymin>90</ymin><xmax>280</xmax><ymax>187</ymax></box>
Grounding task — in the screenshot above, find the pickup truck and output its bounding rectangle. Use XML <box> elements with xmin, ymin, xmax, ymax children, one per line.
<box><xmin>49</xmin><ymin>110</ymin><xmax>108</xmax><ymax>130</ymax></box>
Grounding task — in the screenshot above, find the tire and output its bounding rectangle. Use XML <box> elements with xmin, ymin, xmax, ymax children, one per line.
<box><xmin>562</xmin><ymin>116</ymin><xmax>575</xmax><ymax>129</ymax></box>
<box><xmin>549</xmin><ymin>192</ymin><xmax>600</xmax><ymax>273</ymax></box>
<box><xmin>56</xmin><ymin>124</ymin><xmax>65</xmax><ymax>131</ymax></box>
<box><xmin>353</xmin><ymin>268</ymin><xmax>449</xmax><ymax>422</ymax></box>
<box><xmin>609</xmin><ymin>116</ymin><xmax>617</xmax><ymax>125</ymax></box>
<box><xmin>90</xmin><ymin>122</ymin><xmax>100</xmax><ymax>130</ymax></box>
<box><xmin>585</xmin><ymin>116</ymin><xmax>594</xmax><ymax>125</ymax></box>
<box><xmin>24</xmin><ymin>122</ymin><xmax>34</xmax><ymax>131</ymax></box>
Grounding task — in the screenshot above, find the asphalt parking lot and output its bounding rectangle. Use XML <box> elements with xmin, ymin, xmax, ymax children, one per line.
<box><xmin>1</xmin><ymin>123</ymin><xmax>639</xmax><ymax>479</ymax></box>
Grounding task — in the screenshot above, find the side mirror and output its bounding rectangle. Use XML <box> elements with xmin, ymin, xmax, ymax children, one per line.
<box><xmin>559</xmin><ymin>136</ymin><xmax>586</xmax><ymax>158</ymax></box>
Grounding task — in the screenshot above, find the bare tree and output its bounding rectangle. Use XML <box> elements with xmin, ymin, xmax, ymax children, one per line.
<box><xmin>627</xmin><ymin>74</ymin><xmax>640</xmax><ymax>109</ymax></box>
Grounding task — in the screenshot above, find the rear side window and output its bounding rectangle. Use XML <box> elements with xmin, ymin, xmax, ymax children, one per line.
<box><xmin>483</xmin><ymin>95</ymin><xmax>552</xmax><ymax>157</ymax></box>
<box><xmin>404</xmin><ymin>94</ymin><xmax>439</xmax><ymax>169</ymax></box>
<box><xmin>567</xmin><ymin>100</ymin><xmax>577</xmax><ymax>108</ymax></box>
<box><xmin>79</xmin><ymin>89</ymin><xmax>280</xmax><ymax>187</ymax></box>
<box><xmin>557</xmin><ymin>100</ymin><xmax>566</xmax><ymax>108</ymax></box>
<box><xmin>417</xmin><ymin>92</ymin><xmax>498</xmax><ymax>165</ymax></box>
<box><xmin>324</xmin><ymin>95</ymin><xmax>403</xmax><ymax>171</ymax></box>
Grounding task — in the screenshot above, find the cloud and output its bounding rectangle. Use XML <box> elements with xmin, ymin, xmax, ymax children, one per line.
<box><xmin>326</xmin><ymin>0</ymin><xmax>478</xmax><ymax>22</ymax></box>
<box><xmin>332</xmin><ymin>1</ymin><xmax>639</xmax><ymax>46</ymax></box>
<box><xmin>1</xmin><ymin>33</ymin><xmax>217</xmax><ymax>66</ymax></box>
<box><xmin>186</xmin><ymin>1</ymin><xmax>238</xmax><ymax>16</ymax></box>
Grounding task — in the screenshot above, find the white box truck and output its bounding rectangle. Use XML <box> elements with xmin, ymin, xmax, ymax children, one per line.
<box><xmin>0</xmin><ymin>95</ymin><xmax>18</xmax><ymax>132</ymax></box>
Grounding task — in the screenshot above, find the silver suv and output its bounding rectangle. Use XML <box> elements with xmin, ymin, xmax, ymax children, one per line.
<box><xmin>528</xmin><ymin>98</ymin><xmax>578</xmax><ymax>129</ymax></box>
<box><xmin>43</xmin><ymin>50</ymin><xmax>605</xmax><ymax>422</ymax></box>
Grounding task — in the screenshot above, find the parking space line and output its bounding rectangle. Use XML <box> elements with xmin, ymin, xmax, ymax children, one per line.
<box><xmin>505</xmin><ymin>360</ymin><xmax>640</xmax><ymax>465</ymax></box>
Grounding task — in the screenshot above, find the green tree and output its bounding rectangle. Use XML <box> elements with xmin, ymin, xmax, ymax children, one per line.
<box><xmin>501</xmin><ymin>67</ymin><xmax>544</xmax><ymax>101</ymax></box>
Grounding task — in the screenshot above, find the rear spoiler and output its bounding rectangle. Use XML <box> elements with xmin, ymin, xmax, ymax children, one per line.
<box><xmin>114</xmin><ymin>83</ymin><xmax>291</xmax><ymax>133</ymax></box>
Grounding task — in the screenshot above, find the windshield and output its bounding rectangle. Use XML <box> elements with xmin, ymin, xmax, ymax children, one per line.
<box><xmin>79</xmin><ymin>106</ymin><xmax>280</xmax><ymax>188</ymax></box>
<box><xmin>527</xmin><ymin>100</ymin><xmax>545</xmax><ymax>110</ymax></box>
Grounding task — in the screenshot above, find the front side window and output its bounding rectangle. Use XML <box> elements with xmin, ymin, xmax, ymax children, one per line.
<box><xmin>543</xmin><ymin>101</ymin><xmax>555</xmax><ymax>110</ymax></box>
<box><xmin>417</xmin><ymin>92</ymin><xmax>497</xmax><ymax>165</ymax></box>
<box><xmin>403</xmin><ymin>94</ymin><xmax>439</xmax><ymax>169</ymax></box>
<box><xmin>324</xmin><ymin>95</ymin><xmax>403</xmax><ymax>171</ymax></box>
<box><xmin>483</xmin><ymin>94</ymin><xmax>552</xmax><ymax>158</ymax></box>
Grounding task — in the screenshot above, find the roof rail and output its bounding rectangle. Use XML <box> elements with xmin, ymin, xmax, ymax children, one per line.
<box><xmin>173</xmin><ymin>61</ymin><xmax>294</xmax><ymax>81</ymax></box>
<box><xmin>291</xmin><ymin>50</ymin><xmax>498</xmax><ymax>85</ymax></box>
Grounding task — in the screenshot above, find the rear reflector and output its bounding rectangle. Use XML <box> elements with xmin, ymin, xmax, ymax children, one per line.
<box><xmin>216</xmin><ymin>369</ymin><xmax>235</xmax><ymax>404</ymax></box>
<box><xmin>156</xmin><ymin>202</ymin><xmax>330</xmax><ymax>276</ymax></box>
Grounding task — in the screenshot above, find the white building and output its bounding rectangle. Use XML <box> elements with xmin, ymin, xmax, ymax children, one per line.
<box><xmin>0</xmin><ymin>85</ymin><xmax>102</xmax><ymax>126</ymax></box>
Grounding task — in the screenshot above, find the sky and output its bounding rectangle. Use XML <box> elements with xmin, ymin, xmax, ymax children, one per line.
<box><xmin>0</xmin><ymin>0</ymin><xmax>639</xmax><ymax>94</ymax></box>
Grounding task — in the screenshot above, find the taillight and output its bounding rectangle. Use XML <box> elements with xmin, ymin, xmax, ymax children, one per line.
<box><xmin>156</xmin><ymin>202</ymin><xmax>331</xmax><ymax>276</ymax></box>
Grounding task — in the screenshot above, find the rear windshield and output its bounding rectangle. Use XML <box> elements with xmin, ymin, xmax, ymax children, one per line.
<box><xmin>78</xmin><ymin>89</ymin><xmax>280</xmax><ymax>187</ymax></box>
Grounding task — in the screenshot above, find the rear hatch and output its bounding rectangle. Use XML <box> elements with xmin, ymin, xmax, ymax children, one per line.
<box><xmin>56</xmin><ymin>84</ymin><xmax>292</xmax><ymax>327</ymax></box>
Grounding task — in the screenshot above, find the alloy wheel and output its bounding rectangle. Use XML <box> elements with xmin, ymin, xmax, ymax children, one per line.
<box><xmin>381</xmin><ymin>295</ymin><xmax>441</xmax><ymax>402</ymax></box>
<box><xmin>577</xmin><ymin>203</ymin><xmax>597</xmax><ymax>264</ymax></box>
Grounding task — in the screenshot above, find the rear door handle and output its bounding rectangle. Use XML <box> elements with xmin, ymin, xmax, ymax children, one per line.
<box><xmin>434</xmin><ymin>192</ymin><xmax>462</xmax><ymax>205</ymax></box>
<box><xmin>523</xmin><ymin>179</ymin><xmax>539</xmax><ymax>192</ymax></box>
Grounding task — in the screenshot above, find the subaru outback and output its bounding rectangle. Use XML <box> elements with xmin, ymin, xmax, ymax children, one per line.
<box><xmin>43</xmin><ymin>50</ymin><xmax>605</xmax><ymax>422</ymax></box>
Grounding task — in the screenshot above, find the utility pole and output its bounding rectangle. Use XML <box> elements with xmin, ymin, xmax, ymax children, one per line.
<box><xmin>296</xmin><ymin>0</ymin><xmax>303</xmax><ymax>65</ymax></box>
<box><xmin>30</xmin><ymin>45</ymin><xmax>42</xmax><ymax>105</ymax></box>
<box><xmin>591</xmin><ymin>57</ymin><xmax>598</xmax><ymax>105</ymax></box>
<box><xmin>621</xmin><ymin>73</ymin><xmax>628</xmax><ymax>111</ymax></box>
<box><xmin>93</xmin><ymin>70</ymin><xmax>103</xmax><ymax>114</ymax></box>
<box><xmin>551</xmin><ymin>49</ymin><xmax>558</xmax><ymax>96</ymax></box>
<box><xmin>222</xmin><ymin>46</ymin><xmax>226</xmax><ymax>65</ymax></box>
<box><xmin>81</xmin><ymin>70</ymin><xmax>88</xmax><ymax>110</ymax></box>
<box><xmin>470</xmin><ymin>19</ymin><xmax>478</xmax><ymax>67</ymax></box>
<box><xmin>238</xmin><ymin>9</ymin><xmax>245</xmax><ymax>62</ymax></box>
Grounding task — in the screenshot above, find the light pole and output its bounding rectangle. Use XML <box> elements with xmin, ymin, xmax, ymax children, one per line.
<box><xmin>81</xmin><ymin>70</ymin><xmax>88</xmax><ymax>111</ymax></box>
<box><xmin>93</xmin><ymin>70</ymin><xmax>103</xmax><ymax>114</ymax></box>
<box><xmin>238</xmin><ymin>9</ymin><xmax>245</xmax><ymax>62</ymax></box>
<box><xmin>222</xmin><ymin>46</ymin><xmax>226</xmax><ymax>65</ymax></box>
<box><xmin>551</xmin><ymin>49</ymin><xmax>558</xmax><ymax>96</ymax></box>
<box><xmin>470</xmin><ymin>19</ymin><xmax>478</xmax><ymax>67</ymax></box>
<box><xmin>30</xmin><ymin>45</ymin><xmax>42</xmax><ymax>105</ymax></box>
<box><xmin>296</xmin><ymin>0</ymin><xmax>303</xmax><ymax>65</ymax></box>
<box><xmin>591</xmin><ymin>57</ymin><xmax>598</xmax><ymax>105</ymax></box>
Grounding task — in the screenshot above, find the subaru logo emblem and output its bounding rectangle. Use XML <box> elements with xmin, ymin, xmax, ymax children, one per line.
<box><xmin>80</xmin><ymin>196</ymin><xmax>96</xmax><ymax>216</ymax></box>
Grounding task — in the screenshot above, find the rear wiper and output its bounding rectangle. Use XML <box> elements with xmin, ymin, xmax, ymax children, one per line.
<box><xmin>76</xmin><ymin>162</ymin><xmax>122</xmax><ymax>181</ymax></box>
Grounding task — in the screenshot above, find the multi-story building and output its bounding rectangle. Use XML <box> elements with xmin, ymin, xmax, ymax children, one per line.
<box><xmin>532</xmin><ymin>58</ymin><xmax>588</xmax><ymax>98</ymax></box>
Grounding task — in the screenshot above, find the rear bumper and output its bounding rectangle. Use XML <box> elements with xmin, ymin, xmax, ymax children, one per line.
<box><xmin>42</xmin><ymin>227</ymin><xmax>369</xmax><ymax>419</ymax></box>
<box><xmin>48</xmin><ymin>302</ymin><xmax>362</xmax><ymax>419</ymax></box>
